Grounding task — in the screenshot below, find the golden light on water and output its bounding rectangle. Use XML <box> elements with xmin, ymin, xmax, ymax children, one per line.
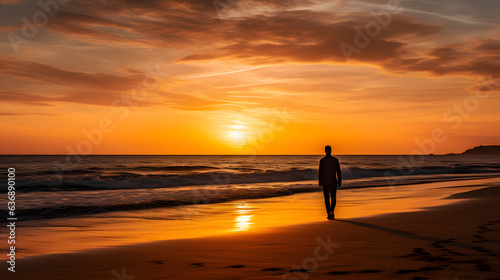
<box><xmin>234</xmin><ymin>204</ymin><xmax>254</xmax><ymax>231</ymax></box>
<box><xmin>235</xmin><ymin>215</ymin><xmax>252</xmax><ymax>231</ymax></box>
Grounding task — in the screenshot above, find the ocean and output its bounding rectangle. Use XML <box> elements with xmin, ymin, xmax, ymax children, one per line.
<box><xmin>2</xmin><ymin>155</ymin><xmax>500</xmax><ymax>221</ymax></box>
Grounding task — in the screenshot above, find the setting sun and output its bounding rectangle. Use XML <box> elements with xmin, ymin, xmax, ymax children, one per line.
<box><xmin>228</xmin><ymin>130</ymin><xmax>245</xmax><ymax>141</ymax></box>
<box><xmin>226</xmin><ymin>123</ymin><xmax>250</xmax><ymax>145</ymax></box>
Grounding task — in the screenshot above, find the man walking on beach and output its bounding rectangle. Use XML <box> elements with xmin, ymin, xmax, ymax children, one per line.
<box><xmin>319</xmin><ymin>145</ymin><xmax>342</xmax><ymax>220</ymax></box>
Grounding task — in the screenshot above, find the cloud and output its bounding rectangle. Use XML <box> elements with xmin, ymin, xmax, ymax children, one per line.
<box><xmin>157</xmin><ymin>91</ymin><xmax>237</xmax><ymax>111</ymax></box>
<box><xmin>475</xmin><ymin>39</ymin><xmax>500</xmax><ymax>53</ymax></box>
<box><xmin>0</xmin><ymin>53</ymin><xmax>239</xmax><ymax>109</ymax></box>
<box><xmin>0</xmin><ymin>56</ymin><xmax>146</xmax><ymax>91</ymax></box>
<box><xmin>179</xmin><ymin>13</ymin><xmax>439</xmax><ymax>64</ymax></box>
<box><xmin>0</xmin><ymin>91</ymin><xmax>53</xmax><ymax>106</ymax></box>
<box><xmin>5</xmin><ymin>0</ymin><xmax>495</xmax><ymax>80</ymax></box>
<box><xmin>385</xmin><ymin>38</ymin><xmax>500</xmax><ymax>79</ymax></box>
<box><xmin>0</xmin><ymin>81</ymin><xmax>239</xmax><ymax>110</ymax></box>
<box><xmin>1</xmin><ymin>0</ymin><xmax>498</xmax><ymax>114</ymax></box>
<box><xmin>0</xmin><ymin>112</ymin><xmax>57</xmax><ymax>116</ymax></box>
<box><xmin>37</xmin><ymin>1</ymin><xmax>226</xmax><ymax>48</ymax></box>
<box><xmin>0</xmin><ymin>0</ymin><xmax>26</xmax><ymax>4</ymax></box>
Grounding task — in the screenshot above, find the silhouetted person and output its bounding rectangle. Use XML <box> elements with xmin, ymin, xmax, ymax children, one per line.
<box><xmin>319</xmin><ymin>145</ymin><xmax>341</xmax><ymax>219</ymax></box>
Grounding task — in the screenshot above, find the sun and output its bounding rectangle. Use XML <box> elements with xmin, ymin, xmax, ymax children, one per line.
<box><xmin>226</xmin><ymin>123</ymin><xmax>249</xmax><ymax>145</ymax></box>
<box><xmin>228</xmin><ymin>130</ymin><xmax>245</xmax><ymax>140</ymax></box>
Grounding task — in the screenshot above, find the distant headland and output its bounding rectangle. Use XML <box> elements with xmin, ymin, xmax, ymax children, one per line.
<box><xmin>447</xmin><ymin>145</ymin><xmax>500</xmax><ymax>155</ymax></box>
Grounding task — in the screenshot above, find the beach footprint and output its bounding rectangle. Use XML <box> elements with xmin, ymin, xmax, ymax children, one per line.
<box><xmin>474</xmin><ymin>263</ymin><xmax>492</xmax><ymax>271</ymax></box>
<box><xmin>283</xmin><ymin>268</ymin><xmax>309</xmax><ymax>274</ymax></box>
<box><xmin>418</xmin><ymin>266</ymin><xmax>442</xmax><ymax>271</ymax></box>
<box><xmin>227</xmin><ymin>265</ymin><xmax>246</xmax><ymax>268</ymax></box>
<box><xmin>431</xmin><ymin>242</ymin><xmax>444</xmax><ymax>248</ymax></box>
<box><xmin>395</xmin><ymin>269</ymin><xmax>418</xmax><ymax>274</ymax></box>
<box><xmin>326</xmin><ymin>271</ymin><xmax>350</xmax><ymax>275</ymax></box>
<box><xmin>262</xmin><ymin>268</ymin><xmax>283</xmax><ymax>272</ymax></box>
<box><xmin>472</xmin><ymin>246</ymin><xmax>494</xmax><ymax>254</ymax></box>
<box><xmin>358</xmin><ymin>269</ymin><xmax>381</xmax><ymax>273</ymax></box>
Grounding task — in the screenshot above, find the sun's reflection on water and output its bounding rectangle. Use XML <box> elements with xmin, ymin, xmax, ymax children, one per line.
<box><xmin>234</xmin><ymin>204</ymin><xmax>254</xmax><ymax>231</ymax></box>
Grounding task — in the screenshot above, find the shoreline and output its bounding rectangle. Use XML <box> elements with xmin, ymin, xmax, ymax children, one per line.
<box><xmin>2</xmin><ymin>176</ymin><xmax>499</xmax><ymax>259</ymax></box>
<box><xmin>2</xmin><ymin>176</ymin><xmax>500</xmax><ymax>257</ymax></box>
<box><xmin>2</xmin><ymin>178</ymin><xmax>500</xmax><ymax>279</ymax></box>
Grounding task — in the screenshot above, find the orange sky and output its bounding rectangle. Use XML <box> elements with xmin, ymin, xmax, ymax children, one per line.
<box><xmin>0</xmin><ymin>0</ymin><xmax>499</xmax><ymax>154</ymax></box>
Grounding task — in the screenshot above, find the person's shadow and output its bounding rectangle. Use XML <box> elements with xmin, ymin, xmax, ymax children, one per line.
<box><xmin>335</xmin><ymin>219</ymin><xmax>496</xmax><ymax>253</ymax></box>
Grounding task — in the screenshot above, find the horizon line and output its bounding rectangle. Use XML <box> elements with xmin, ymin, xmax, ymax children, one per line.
<box><xmin>0</xmin><ymin>153</ymin><xmax>463</xmax><ymax>156</ymax></box>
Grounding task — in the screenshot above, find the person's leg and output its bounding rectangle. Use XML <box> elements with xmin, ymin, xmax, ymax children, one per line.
<box><xmin>330</xmin><ymin>187</ymin><xmax>337</xmax><ymax>217</ymax></box>
<box><xmin>322</xmin><ymin>186</ymin><xmax>331</xmax><ymax>215</ymax></box>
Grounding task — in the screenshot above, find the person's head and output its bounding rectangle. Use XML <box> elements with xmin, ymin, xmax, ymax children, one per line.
<box><xmin>325</xmin><ymin>145</ymin><xmax>331</xmax><ymax>155</ymax></box>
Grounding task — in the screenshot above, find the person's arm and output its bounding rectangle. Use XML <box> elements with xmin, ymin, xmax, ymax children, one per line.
<box><xmin>318</xmin><ymin>160</ymin><xmax>323</xmax><ymax>187</ymax></box>
<box><xmin>337</xmin><ymin>160</ymin><xmax>342</xmax><ymax>187</ymax></box>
